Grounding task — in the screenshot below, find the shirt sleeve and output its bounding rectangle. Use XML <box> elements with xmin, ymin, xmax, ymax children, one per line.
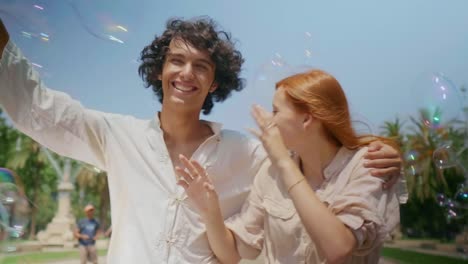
<box><xmin>225</xmin><ymin>161</ymin><xmax>269</xmax><ymax>260</ymax></box>
<box><xmin>0</xmin><ymin>41</ymin><xmax>108</xmax><ymax>170</ymax></box>
<box><xmin>246</xmin><ymin>139</ymin><xmax>268</xmax><ymax>186</ymax></box>
<box><xmin>324</xmin><ymin>151</ymin><xmax>400</xmax><ymax>256</ymax></box>
<box><xmin>77</xmin><ymin>220</ymin><xmax>83</xmax><ymax>232</ymax></box>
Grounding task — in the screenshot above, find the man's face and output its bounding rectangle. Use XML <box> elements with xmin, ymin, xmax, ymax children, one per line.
<box><xmin>85</xmin><ymin>209</ymin><xmax>94</xmax><ymax>218</ymax></box>
<box><xmin>159</xmin><ymin>38</ymin><xmax>218</xmax><ymax>113</ymax></box>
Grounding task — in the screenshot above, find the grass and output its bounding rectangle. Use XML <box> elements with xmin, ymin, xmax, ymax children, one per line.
<box><xmin>0</xmin><ymin>249</ymin><xmax>106</xmax><ymax>264</ymax></box>
<box><xmin>381</xmin><ymin>247</ymin><xmax>467</xmax><ymax>264</ymax></box>
<box><xmin>1</xmin><ymin>247</ymin><xmax>467</xmax><ymax>264</ymax></box>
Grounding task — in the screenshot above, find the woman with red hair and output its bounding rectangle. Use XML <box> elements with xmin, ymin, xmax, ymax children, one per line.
<box><xmin>177</xmin><ymin>69</ymin><xmax>403</xmax><ymax>263</ymax></box>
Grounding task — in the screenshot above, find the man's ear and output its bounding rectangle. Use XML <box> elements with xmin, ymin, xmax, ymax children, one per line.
<box><xmin>210</xmin><ymin>82</ymin><xmax>218</xmax><ymax>93</ymax></box>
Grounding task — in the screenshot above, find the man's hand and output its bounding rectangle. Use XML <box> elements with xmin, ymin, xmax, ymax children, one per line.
<box><xmin>0</xmin><ymin>18</ymin><xmax>10</xmax><ymax>57</ymax></box>
<box><xmin>364</xmin><ymin>141</ymin><xmax>402</xmax><ymax>189</ymax></box>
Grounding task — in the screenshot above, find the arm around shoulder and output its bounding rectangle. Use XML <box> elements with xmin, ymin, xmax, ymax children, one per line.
<box><xmin>327</xmin><ymin>149</ymin><xmax>401</xmax><ymax>256</ymax></box>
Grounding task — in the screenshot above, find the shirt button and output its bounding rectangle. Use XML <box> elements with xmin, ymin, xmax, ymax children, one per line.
<box><xmin>166</xmin><ymin>236</ymin><xmax>177</xmax><ymax>246</ymax></box>
<box><xmin>170</xmin><ymin>196</ymin><xmax>185</xmax><ymax>206</ymax></box>
<box><xmin>175</xmin><ymin>197</ymin><xmax>186</xmax><ymax>205</ymax></box>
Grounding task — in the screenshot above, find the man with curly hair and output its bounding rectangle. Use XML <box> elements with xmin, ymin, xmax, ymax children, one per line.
<box><xmin>0</xmin><ymin>17</ymin><xmax>402</xmax><ymax>263</ymax></box>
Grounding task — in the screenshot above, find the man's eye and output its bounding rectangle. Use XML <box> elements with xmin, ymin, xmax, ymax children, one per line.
<box><xmin>195</xmin><ymin>64</ymin><xmax>209</xmax><ymax>71</ymax></box>
<box><xmin>170</xmin><ymin>58</ymin><xmax>183</xmax><ymax>64</ymax></box>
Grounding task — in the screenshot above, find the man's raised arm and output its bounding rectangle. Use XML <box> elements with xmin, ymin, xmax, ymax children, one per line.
<box><xmin>0</xmin><ymin>18</ymin><xmax>108</xmax><ymax>170</ymax></box>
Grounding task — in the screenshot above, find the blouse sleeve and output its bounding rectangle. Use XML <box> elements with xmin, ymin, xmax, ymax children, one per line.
<box><xmin>225</xmin><ymin>161</ymin><xmax>271</xmax><ymax>259</ymax></box>
<box><xmin>324</xmin><ymin>149</ymin><xmax>400</xmax><ymax>256</ymax></box>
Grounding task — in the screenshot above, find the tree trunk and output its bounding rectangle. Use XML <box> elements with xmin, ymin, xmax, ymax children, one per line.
<box><xmin>28</xmin><ymin>175</ymin><xmax>40</xmax><ymax>239</ymax></box>
<box><xmin>98</xmin><ymin>177</ymin><xmax>110</xmax><ymax>230</ymax></box>
<box><xmin>28</xmin><ymin>162</ymin><xmax>44</xmax><ymax>240</ymax></box>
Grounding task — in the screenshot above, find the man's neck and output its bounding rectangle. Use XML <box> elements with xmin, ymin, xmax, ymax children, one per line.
<box><xmin>159</xmin><ymin>109</ymin><xmax>210</xmax><ymax>145</ymax></box>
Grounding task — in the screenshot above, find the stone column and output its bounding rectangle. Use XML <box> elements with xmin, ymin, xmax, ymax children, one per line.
<box><xmin>37</xmin><ymin>159</ymin><xmax>76</xmax><ymax>248</ymax></box>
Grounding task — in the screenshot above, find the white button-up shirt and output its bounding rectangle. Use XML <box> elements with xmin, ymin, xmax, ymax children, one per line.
<box><xmin>0</xmin><ymin>41</ymin><xmax>267</xmax><ymax>263</ymax></box>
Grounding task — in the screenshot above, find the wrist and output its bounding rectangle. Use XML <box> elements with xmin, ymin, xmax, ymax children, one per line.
<box><xmin>201</xmin><ymin>206</ymin><xmax>223</xmax><ymax>225</ymax></box>
<box><xmin>275</xmin><ymin>158</ymin><xmax>307</xmax><ymax>189</ymax></box>
<box><xmin>270</xmin><ymin>151</ymin><xmax>291</xmax><ymax>165</ymax></box>
<box><xmin>275</xmin><ymin>156</ymin><xmax>295</xmax><ymax>171</ymax></box>
<box><xmin>287</xmin><ymin>178</ymin><xmax>306</xmax><ymax>194</ymax></box>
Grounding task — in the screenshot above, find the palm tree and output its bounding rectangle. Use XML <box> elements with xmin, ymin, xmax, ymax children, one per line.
<box><xmin>405</xmin><ymin>109</ymin><xmax>451</xmax><ymax>200</ymax></box>
<box><xmin>380</xmin><ymin>117</ymin><xmax>406</xmax><ymax>148</ymax></box>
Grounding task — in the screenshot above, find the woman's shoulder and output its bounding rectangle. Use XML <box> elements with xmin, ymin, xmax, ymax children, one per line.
<box><xmin>340</xmin><ymin>147</ymin><xmax>391</xmax><ymax>197</ymax></box>
<box><xmin>320</xmin><ymin>146</ymin><xmax>379</xmax><ymax>197</ymax></box>
<box><xmin>325</xmin><ymin>146</ymin><xmax>369</xmax><ymax>180</ymax></box>
<box><xmin>348</xmin><ymin>146</ymin><xmax>388</xmax><ymax>184</ymax></box>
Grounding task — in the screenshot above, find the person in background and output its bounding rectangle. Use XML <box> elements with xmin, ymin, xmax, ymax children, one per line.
<box><xmin>75</xmin><ymin>204</ymin><xmax>100</xmax><ymax>264</ymax></box>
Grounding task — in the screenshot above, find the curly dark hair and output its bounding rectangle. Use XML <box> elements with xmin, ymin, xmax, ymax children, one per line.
<box><xmin>138</xmin><ymin>17</ymin><xmax>245</xmax><ymax>115</ymax></box>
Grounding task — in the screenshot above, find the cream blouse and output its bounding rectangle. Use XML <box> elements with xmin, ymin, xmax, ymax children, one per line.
<box><xmin>226</xmin><ymin>147</ymin><xmax>401</xmax><ymax>263</ymax></box>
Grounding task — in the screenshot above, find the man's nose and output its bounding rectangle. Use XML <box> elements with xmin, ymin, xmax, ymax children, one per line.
<box><xmin>180</xmin><ymin>63</ymin><xmax>195</xmax><ymax>80</ymax></box>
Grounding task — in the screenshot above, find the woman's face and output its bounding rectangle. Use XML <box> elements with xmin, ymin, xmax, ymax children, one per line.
<box><xmin>272</xmin><ymin>88</ymin><xmax>308</xmax><ymax>150</ymax></box>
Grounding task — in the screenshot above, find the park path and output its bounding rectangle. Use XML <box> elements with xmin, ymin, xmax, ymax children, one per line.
<box><xmin>50</xmin><ymin>256</ymin><xmax>399</xmax><ymax>264</ymax></box>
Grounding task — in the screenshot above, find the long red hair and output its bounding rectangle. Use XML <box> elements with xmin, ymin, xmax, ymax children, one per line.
<box><xmin>276</xmin><ymin>69</ymin><xmax>395</xmax><ymax>149</ymax></box>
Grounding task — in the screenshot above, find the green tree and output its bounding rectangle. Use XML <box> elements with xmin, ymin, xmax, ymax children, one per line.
<box><xmin>405</xmin><ymin>109</ymin><xmax>451</xmax><ymax>200</ymax></box>
<box><xmin>380</xmin><ymin>117</ymin><xmax>406</xmax><ymax>148</ymax></box>
<box><xmin>383</xmin><ymin>107</ymin><xmax>468</xmax><ymax>240</ymax></box>
<box><xmin>73</xmin><ymin>165</ymin><xmax>110</xmax><ymax>231</ymax></box>
<box><xmin>0</xmin><ymin>109</ymin><xmax>15</xmax><ymax>166</ymax></box>
<box><xmin>6</xmin><ymin>133</ymin><xmax>58</xmax><ymax>239</ymax></box>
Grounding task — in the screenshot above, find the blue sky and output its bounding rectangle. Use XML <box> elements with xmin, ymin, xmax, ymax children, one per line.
<box><xmin>1</xmin><ymin>0</ymin><xmax>467</xmax><ymax>134</ymax></box>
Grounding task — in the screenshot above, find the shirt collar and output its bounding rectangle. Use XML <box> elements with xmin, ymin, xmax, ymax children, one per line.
<box><xmin>146</xmin><ymin>112</ymin><xmax>223</xmax><ymax>149</ymax></box>
<box><xmin>323</xmin><ymin>146</ymin><xmax>356</xmax><ymax>181</ymax></box>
